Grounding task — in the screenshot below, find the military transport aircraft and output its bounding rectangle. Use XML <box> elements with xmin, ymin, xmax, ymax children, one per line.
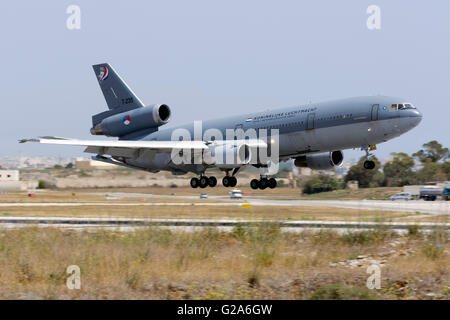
<box><xmin>20</xmin><ymin>63</ymin><xmax>422</xmax><ymax>190</ymax></box>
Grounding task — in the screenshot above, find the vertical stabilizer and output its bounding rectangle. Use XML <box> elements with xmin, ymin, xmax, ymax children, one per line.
<box><xmin>92</xmin><ymin>63</ymin><xmax>145</xmax><ymax>110</ymax></box>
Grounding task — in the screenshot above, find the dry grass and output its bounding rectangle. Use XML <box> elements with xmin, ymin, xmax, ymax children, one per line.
<box><xmin>0</xmin><ymin>225</ymin><xmax>448</xmax><ymax>299</ymax></box>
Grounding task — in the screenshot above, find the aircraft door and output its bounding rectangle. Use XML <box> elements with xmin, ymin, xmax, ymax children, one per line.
<box><xmin>306</xmin><ymin>113</ymin><xmax>315</xmax><ymax>130</ymax></box>
<box><xmin>371</xmin><ymin>104</ymin><xmax>379</xmax><ymax>121</ymax></box>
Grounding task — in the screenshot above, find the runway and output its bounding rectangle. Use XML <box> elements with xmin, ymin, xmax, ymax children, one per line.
<box><xmin>98</xmin><ymin>192</ymin><xmax>450</xmax><ymax>215</ymax></box>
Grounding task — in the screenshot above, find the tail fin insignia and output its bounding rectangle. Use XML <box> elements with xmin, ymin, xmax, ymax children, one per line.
<box><xmin>92</xmin><ymin>63</ymin><xmax>144</xmax><ymax>110</ymax></box>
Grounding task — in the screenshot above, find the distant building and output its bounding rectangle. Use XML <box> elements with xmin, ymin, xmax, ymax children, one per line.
<box><xmin>346</xmin><ymin>180</ymin><xmax>359</xmax><ymax>190</ymax></box>
<box><xmin>0</xmin><ymin>170</ymin><xmax>19</xmax><ymax>181</ymax></box>
<box><xmin>0</xmin><ymin>170</ymin><xmax>38</xmax><ymax>191</ymax></box>
<box><xmin>75</xmin><ymin>160</ymin><xmax>116</xmax><ymax>170</ymax></box>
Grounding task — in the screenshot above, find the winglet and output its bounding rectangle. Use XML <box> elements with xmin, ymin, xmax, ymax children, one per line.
<box><xmin>19</xmin><ymin>136</ymin><xmax>69</xmax><ymax>143</ymax></box>
<box><xmin>18</xmin><ymin>138</ymin><xmax>39</xmax><ymax>143</ymax></box>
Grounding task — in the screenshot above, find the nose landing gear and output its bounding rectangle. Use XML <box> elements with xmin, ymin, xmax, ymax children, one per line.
<box><xmin>363</xmin><ymin>160</ymin><xmax>376</xmax><ymax>170</ymax></box>
<box><xmin>362</xmin><ymin>145</ymin><xmax>377</xmax><ymax>170</ymax></box>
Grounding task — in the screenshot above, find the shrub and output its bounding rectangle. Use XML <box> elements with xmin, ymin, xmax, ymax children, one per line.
<box><xmin>37</xmin><ymin>180</ymin><xmax>46</xmax><ymax>189</ymax></box>
<box><xmin>427</xmin><ymin>228</ymin><xmax>448</xmax><ymax>244</ymax></box>
<box><xmin>254</xmin><ymin>247</ymin><xmax>275</xmax><ymax>267</ymax></box>
<box><xmin>78</xmin><ymin>170</ymin><xmax>91</xmax><ymax>177</ymax></box>
<box><xmin>340</xmin><ymin>229</ymin><xmax>392</xmax><ymax>246</ymax></box>
<box><xmin>407</xmin><ymin>225</ymin><xmax>421</xmax><ymax>237</ymax></box>
<box><xmin>302</xmin><ymin>175</ymin><xmax>342</xmax><ymax>194</ymax></box>
<box><xmin>311</xmin><ymin>230</ymin><xmax>339</xmax><ymax>245</ymax></box>
<box><xmin>231</xmin><ymin>222</ymin><xmax>281</xmax><ymax>244</ymax></box>
<box><xmin>231</xmin><ymin>223</ymin><xmax>247</xmax><ymax>240</ymax></box>
<box><xmin>422</xmin><ymin>242</ymin><xmax>444</xmax><ymax>260</ymax></box>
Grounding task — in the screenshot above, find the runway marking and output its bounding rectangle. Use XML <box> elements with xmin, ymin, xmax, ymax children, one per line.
<box><xmin>0</xmin><ymin>216</ymin><xmax>448</xmax><ymax>230</ymax></box>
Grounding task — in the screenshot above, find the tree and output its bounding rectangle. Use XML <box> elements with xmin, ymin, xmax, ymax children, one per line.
<box><xmin>413</xmin><ymin>140</ymin><xmax>449</xmax><ymax>163</ymax></box>
<box><xmin>442</xmin><ymin>161</ymin><xmax>450</xmax><ymax>176</ymax></box>
<box><xmin>413</xmin><ymin>141</ymin><xmax>449</xmax><ymax>182</ymax></box>
<box><xmin>65</xmin><ymin>162</ymin><xmax>74</xmax><ymax>169</ymax></box>
<box><xmin>383</xmin><ymin>152</ymin><xmax>416</xmax><ymax>186</ymax></box>
<box><xmin>344</xmin><ymin>156</ymin><xmax>384</xmax><ymax>188</ymax></box>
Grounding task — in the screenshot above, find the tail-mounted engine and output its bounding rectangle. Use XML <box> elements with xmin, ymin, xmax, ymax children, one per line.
<box><xmin>90</xmin><ymin>104</ymin><xmax>171</xmax><ymax>137</ymax></box>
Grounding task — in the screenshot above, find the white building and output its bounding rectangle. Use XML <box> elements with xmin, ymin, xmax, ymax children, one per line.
<box><xmin>0</xmin><ymin>170</ymin><xmax>37</xmax><ymax>191</ymax></box>
<box><xmin>0</xmin><ymin>170</ymin><xmax>19</xmax><ymax>181</ymax></box>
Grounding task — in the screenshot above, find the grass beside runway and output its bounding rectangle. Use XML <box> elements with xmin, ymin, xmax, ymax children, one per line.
<box><xmin>0</xmin><ymin>224</ymin><xmax>448</xmax><ymax>299</ymax></box>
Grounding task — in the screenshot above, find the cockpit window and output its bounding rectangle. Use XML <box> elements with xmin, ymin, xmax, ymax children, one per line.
<box><xmin>390</xmin><ymin>104</ymin><xmax>398</xmax><ymax>111</ymax></box>
<box><xmin>398</xmin><ymin>103</ymin><xmax>416</xmax><ymax>110</ymax></box>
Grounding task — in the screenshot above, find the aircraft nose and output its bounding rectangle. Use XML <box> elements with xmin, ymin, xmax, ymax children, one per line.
<box><xmin>410</xmin><ymin>109</ymin><xmax>422</xmax><ymax>118</ymax></box>
<box><xmin>405</xmin><ymin>109</ymin><xmax>422</xmax><ymax>128</ymax></box>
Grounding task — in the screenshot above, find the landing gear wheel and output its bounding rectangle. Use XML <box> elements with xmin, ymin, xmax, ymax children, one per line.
<box><xmin>199</xmin><ymin>176</ymin><xmax>209</xmax><ymax>188</ymax></box>
<box><xmin>363</xmin><ymin>160</ymin><xmax>375</xmax><ymax>170</ymax></box>
<box><xmin>229</xmin><ymin>176</ymin><xmax>237</xmax><ymax>187</ymax></box>
<box><xmin>268</xmin><ymin>178</ymin><xmax>277</xmax><ymax>189</ymax></box>
<box><xmin>259</xmin><ymin>178</ymin><xmax>268</xmax><ymax>190</ymax></box>
<box><xmin>208</xmin><ymin>176</ymin><xmax>217</xmax><ymax>187</ymax></box>
<box><xmin>250</xmin><ymin>179</ymin><xmax>259</xmax><ymax>190</ymax></box>
<box><xmin>190</xmin><ymin>177</ymin><xmax>199</xmax><ymax>188</ymax></box>
<box><xmin>222</xmin><ymin>176</ymin><xmax>231</xmax><ymax>187</ymax></box>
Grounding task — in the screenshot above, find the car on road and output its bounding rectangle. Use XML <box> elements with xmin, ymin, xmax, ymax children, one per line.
<box><xmin>229</xmin><ymin>189</ymin><xmax>243</xmax><ymax>199</ymax></box>
<box><xmin>389</xmin><ymin>192</ymin><xmax>412</xmax><ymax>201</ymax></box>
<box><xmin>200</xmin><ymin>193</ymin><xmax>208</xmax><ymax>199</ymax></box>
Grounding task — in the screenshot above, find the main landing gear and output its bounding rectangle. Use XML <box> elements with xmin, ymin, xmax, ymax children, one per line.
<box><xmin>190</xmin><ymin>172</ymin><xmax>238</xmax><ymax>188</ymax></box>
<box><xmin>190</xmin><ymin>175</ymin><xmax>217</xmax><ymax>188</ymax></box>
<box><xmin>362</xmin><ymin>145</ymin><xmax>376</xmax><ymax>170</ymax></box>
<box><xmin>222</xmin><ymin>168</ymin><xmax>240</xmax><ymax>187</ymax></box>
<box><xmin>190</xmin><ymin>175</ymin><xmax>237</xmax><ymax>188</ymax></box>
<box><xmin>250</xmin><ymin>177</ymin><xmax>277</xmax><ymax>190</ymax></box>
<box><xmin>222</xmin><ymin>176</ymin><xmax>237</xmax><ymax>187</ymax></box>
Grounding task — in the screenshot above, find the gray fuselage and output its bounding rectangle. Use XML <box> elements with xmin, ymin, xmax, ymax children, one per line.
<box><xmin>125</xmin><ymin>95</ymin><xmax>422</xmax><ymax>174</ymax></box>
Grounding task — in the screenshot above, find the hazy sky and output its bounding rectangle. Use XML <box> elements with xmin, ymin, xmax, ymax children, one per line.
<box><xmin>1</xmin><ymin>0</ymin><xmax>449</xmax><ymax>161</ymax></box>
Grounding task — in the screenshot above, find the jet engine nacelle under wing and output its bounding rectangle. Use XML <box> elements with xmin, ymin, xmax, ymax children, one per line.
<box><xmin>294</xmin><ymin>150</ymin><xmax>343</xmax><ymax>170</ymax></box>
<box><xmin>207</xmin><ymin>141</ymin><xmax>254</xmax><ymax>169</ymax></box>
<box><xmin>90</xmin><ymin>104</ymin><xmax>171</xmax><ymax>137</ymax></box>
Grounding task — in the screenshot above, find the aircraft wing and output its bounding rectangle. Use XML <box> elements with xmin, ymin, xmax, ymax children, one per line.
<box><xmin>19</xmin><ymin>136</ymin><xmax>209</xmax><ymax>158</ymax></box>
